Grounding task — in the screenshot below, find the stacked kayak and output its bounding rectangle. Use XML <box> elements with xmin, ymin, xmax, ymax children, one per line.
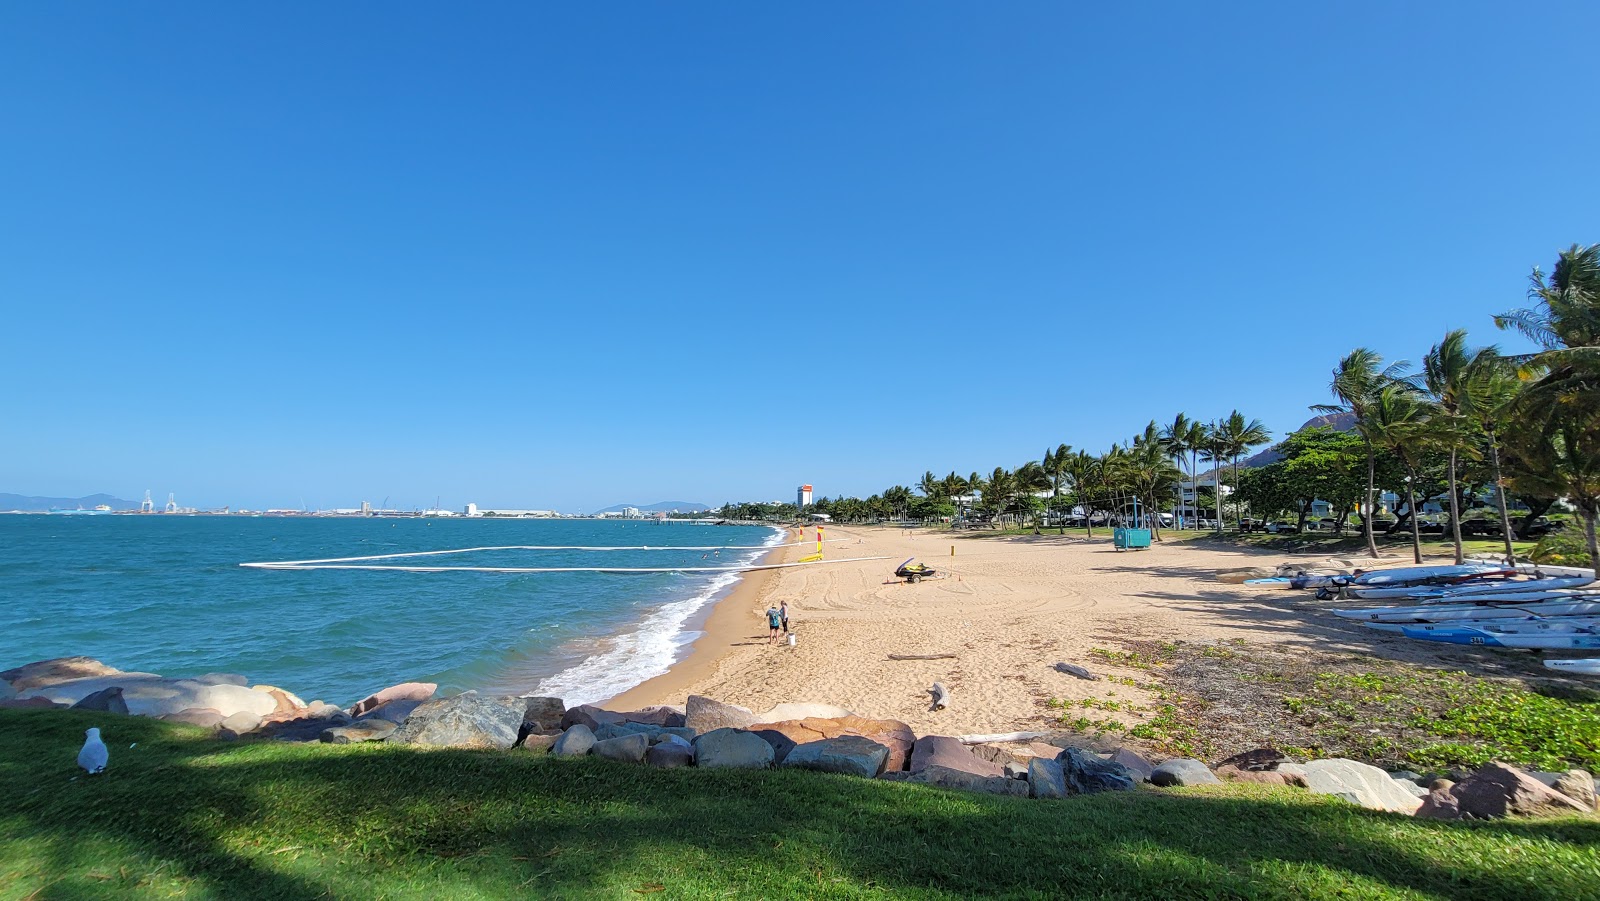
<box><xmin>1398</xmin><ymin>627</ymin><xmax>1600</xmax><ymax>649</ymax></box>
<box><xmin>1546</xmin><ymin>659</ymin><xmax>1600</xmax><ymax>675</ymax></box>
<box><xmin>1366</xmin><ymin>616</ymin><xmax>1600</xmax><ymax>634</ymax></box>
<box><xmin>1336</xmin><ymin>597</ymin><xmax>1600</xmax><ymax>623</ymax></box>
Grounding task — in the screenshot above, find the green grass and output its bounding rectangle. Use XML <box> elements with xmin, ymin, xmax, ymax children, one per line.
<box><xmin>4</xmin><ymin>710</ymin><xmax>1598</xmax><ymax>899</ymax></box>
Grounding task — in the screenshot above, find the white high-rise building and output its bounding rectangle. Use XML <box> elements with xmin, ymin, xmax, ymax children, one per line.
<box><xmin>797</xmin><ymin>484</ymin><xmax>813</xmax><ymax>509</ymax></box>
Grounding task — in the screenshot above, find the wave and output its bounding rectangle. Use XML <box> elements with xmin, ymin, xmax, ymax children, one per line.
<box><xmin>529</xmin><ymin>527</ymin><xmax>785</xmax><ymax>706</ymax></box>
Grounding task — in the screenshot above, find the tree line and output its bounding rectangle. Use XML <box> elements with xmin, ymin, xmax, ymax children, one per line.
<box><xmin>725</xmin><ymin>244</ymin><xmax>1600</xmax><ymax>567</ymax></box>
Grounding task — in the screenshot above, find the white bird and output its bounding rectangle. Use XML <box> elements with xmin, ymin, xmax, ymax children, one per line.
<box><xmin>78</xmin><ymin>727</ymin><xmax>108</xmax><ymax>774</ymax></box>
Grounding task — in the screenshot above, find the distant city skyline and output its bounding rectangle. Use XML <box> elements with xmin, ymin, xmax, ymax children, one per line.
<box><xmin>3</xmin><ymin>4</ymin><xmax>1589</xmax><ymax>511</ymax></box>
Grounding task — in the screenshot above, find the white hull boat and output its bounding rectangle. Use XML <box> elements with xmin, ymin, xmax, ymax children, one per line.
<box><xmin>1399</xmin><ymin>627</ymin><xmax>1600</xmax><ymax>649</ymax></box>
<box><xmin>1358</xmin><ymin>574</ymin><xmax>1597</xmax><ymax>601</ymax></box>
<box><xmin>1366</xmin><ymin>616</ymin><xmax>1600</xmax><ymax>634</ymax></box>
<box><xmin>1336</xmin><ymin>599</ymin><xmax>1600</xmax><ymax>624</ymax></box>
<box><xmin>1544</xmin><ymin>659</ymin><xmax>1600</xmax><ymax>675</ymax></box>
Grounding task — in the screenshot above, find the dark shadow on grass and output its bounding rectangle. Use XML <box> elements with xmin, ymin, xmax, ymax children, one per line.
<box><xmin>5</xmin><ymin>709</ymin><xmax>1599</xmax><ymax>899</ymax></box>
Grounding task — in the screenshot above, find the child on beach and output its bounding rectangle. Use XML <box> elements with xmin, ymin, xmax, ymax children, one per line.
<box><xmin>765</xmin><ymin>606</ymin><xmax>784</xmax><ymax>645</ymax></box>
<box><xmin>779</xmin><ymin>601</ymin><xmax>790</xmax><ymax>633</ymax></box>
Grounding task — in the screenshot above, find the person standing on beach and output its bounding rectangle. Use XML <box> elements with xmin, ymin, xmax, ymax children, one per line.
<box><xmin>765</xmin><ymin>606</ymin><xmax>783</xmax><ymax>645</ymax></box>
<box><xmin>779</xmin><ymin>600</ymin><xmax>790</xmax><ymax>633</ymax></box>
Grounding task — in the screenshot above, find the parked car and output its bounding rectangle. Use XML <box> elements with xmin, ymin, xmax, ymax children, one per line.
<box><xmin>1266</xmin><ymin>521</ymin><xmax>1300</xmax><ymax>534</ymax></box>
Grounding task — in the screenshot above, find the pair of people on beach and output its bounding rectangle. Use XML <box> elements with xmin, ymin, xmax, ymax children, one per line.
<box><xmin>766</xmin><ymin>601</ymin><xmax>790</xmax><ymax>644</ymax></box>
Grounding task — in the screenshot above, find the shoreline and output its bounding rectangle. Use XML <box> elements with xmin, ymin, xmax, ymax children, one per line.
<box><xmin>604</xmin><ymin>529</ymin><xmax>796</xmax><ymax>710</ymax></box>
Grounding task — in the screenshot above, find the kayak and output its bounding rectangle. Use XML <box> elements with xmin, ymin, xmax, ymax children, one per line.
<box><xmin>1358</xmin><ymin>574</ymin><xmax>1597</xmax><ymax>601</ymax></box>
<box><xmin>1345</xmin><ymin>563</ymin><xmax>1507</xmax><ymax>587</ymax></box>
<box><xmin>1399</xmin><ymin>627</ymin><xmax>1600</xmax><ymax>649</ymax></box>
<box><xmin>1366</xmin><ymin>616</ymin><xmax>1600</xmax><ymax>634</ymax></box>
<box><xmin>1336</xmin><ymin>599</ymin><xmax>1600</xmax><ymax>623</ymax></box>
<box><xmin>1545</xmin><ymin>659</ymin><xmax>1600</xmax><ymax>675</ymax></box>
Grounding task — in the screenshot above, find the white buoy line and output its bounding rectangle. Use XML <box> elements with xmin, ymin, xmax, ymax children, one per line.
<box><xmin>240</xmin><ymin>555</ymin><xmax>892</xmax><ymax>574</ymax></box>
<box><xmin>239</xmin><ymin>539</ymin><xmax>853</xmax><ymax>569</ymax></box>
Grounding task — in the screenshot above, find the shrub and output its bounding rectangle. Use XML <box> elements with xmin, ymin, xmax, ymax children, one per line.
<box><xmin>1530</xmin><ymin>527</ymin><xmax>1593</xmax><ymax>568</ymax></box>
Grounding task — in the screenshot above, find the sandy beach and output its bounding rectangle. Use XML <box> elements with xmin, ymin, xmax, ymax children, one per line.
<box><xmin>608</xmin><ymin>525</ymin><xmax>1405</xmax><ymax>735</ymax></box>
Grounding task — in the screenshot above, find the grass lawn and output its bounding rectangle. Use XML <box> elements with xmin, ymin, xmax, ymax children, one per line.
<box><xmin>4</xmin><ymin>710</ymin><xmax>1597</xmax><ymax>899</ymax></box>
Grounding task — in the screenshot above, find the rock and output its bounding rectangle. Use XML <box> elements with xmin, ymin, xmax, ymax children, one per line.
<box><xmin>1028</xmin><ymin>758</ymin><xmax>1068</xmax><ymax>799</ymax></box>
<box><xmin>1058</xmin><ymin>747</ymin><xmax>1136</xmax><ymax>794</ymax></box>
<box><xmin>551</xmin><ymin>724</ymin><xmax>596</xmax><ymax>757</ymax></box>
<box><xmin>1553</xmin><ymin>770</ymin><xmax>1597</xmax><ymax>810</ymax></box>
<box><xmin>0</xmin><ymin>657</ymin><xmax>126</xmax><ymax>693</ymax></box>
<box><xmin>646</xmin><ymin>742</ymin><xmax>694</xmax><ymax>768</ymax></box>
<box><xmin>593</xmin><ymin>733</ymin><xmax>650</xmax><ymax>763</ymax></box>
<box><xmin>1428</xmin><ymin>778</ymin><xmax>1455</xmax><ymax>793</ymax></box>
<box><xmin>358</xmin><ymin>698</ymin><xmax>426</xmax><ymax>725</ymax></box>
<box><xmin>158</xmin><ymin>707</ymin><xmax>225</xmax><ymax>731</ymax></box>
<box><xmin>620</xmin><ymin>705</ymin><xmax>686</xmax><ymax>728</ymax></box>
<box><xmin>783</xmin><ymin>736</ymin><xmax>890</xmax><ymax>778</ymax></box>
<box><xmin>1215</xmin><ymin>748</ymin><xmax>1289</xmax><ymax>772</ymax></box>
<box><xmin>1110</xmin><ymin>748</ymin><xmax>1156</xmax><ymax>782</ymax></box>
<box><xmin>0</xmin><ymin>697</ymin><xmax>62</xmax><ymax>709</ymax></box>
<box><xmin>519</xmin><ymin>733</ymin><xmax>559</xmax><ymax>753</ymax></box>
<box><xmin>749</xmin><ymin>716</ymin><xmax>916</xmax><ymax>772</ymax></box>
<box><xmin>194</xmin><ymin>673</ymin><xmax>248</xmax><ymax>686</ymax></box>
<box><xmin>693</xmin><ymin>728</ymin><xmax>774</xmax><ymax>769</ymax></box>
<box><xmin>1389</xmin><ymin>770</ymin><xmax>1424</xmax><ymax>785</ymax></box>
<box><xmin>256</xmin><ymin>709</ymin><xmax>351</xmax><ymax>742</ymax></box>
<box><xmin>561</xmin><ymin>704</ymin><xmax>626</xmax><ymax>731</ymax></box>
<box><xmin>0</xmin><ymin>679</ymin><xmax>13</xmax><ymax>701</ymax></box>
<box><xmin>1216</xmin><ymin>567</ymin><xmax>1273</xmax><ymax>584</ymax></box>
<box><xmin>1052</xmin><ymin>662</ymin><xmax>1100</xmax><ymax>681</ymax></box>
<box><xmin>20</xmin><ymin>674</ymin><xmax>279</xmax><ymax>719</ymax></box>
<box><xmin>657</xmin><ymin>732</ymin><xmax>693</xmax><ymax>749</ymax></box>
<box><xmin>71</xmin><ymin>687</ymin><xmax>129</xmax><ymax>715</ymax></box>
<box><xmin>1275</xmin><ymin>762</ymin><xmax>1310</xmax><ymax>787</ymax></box>
<box><xmin>321</xmin><ymin>720</ymin><xmax>398</xmax><ymax>744</ymax></box>
<box><xmin>350</xmin><ymin>682</ymin><xmax>437</xmax><ymax>718</ymax></box>
<box><xmin>654</xmin><ymin>726</ymin><xmax>696</xmax><ymax>744</ymax></box>
<box><xmin>386</xmin><ymin>691</ymin><xmax>525</xmax><ymax>750</ymax></box>
<box><xmin>908</xmin><ymin>764</ymin><xmax>1029</xmax><ymax>797</ymax></box>
<box><xmin>219</xmin><ymin>711</ymin><xmax>262</xmax><ymax>739</ymax></box>
<box><xmin>909</xmin><ymin>736</ymin><xmax>1005</xmax><ymax>777</ymax></box>
<box><xmin>594</xmin><ymin>722</ymin><xmax>659</xmax><ymax>742</ymax></box>
<box><xmin>1415</xmin><ymin>787</ymin><xmax>1462</xmax><ymax>820</ymax></box>
<box><xmin>1299</xmin><ymin>759</ymin><xmax>1424</xmax><ymax>814</ymax></box>
<box><xmin>1452</xmin><ymin>762</ymin><xmax>1589</xmax><ymax>819</ymax></box>
<box><xmin>758</xmin><ymin>702</ymin><xmax>856</xmax><ymax>722</ymax></box>
<box><xmin>521</xmin><ymin>696</ymin><xmax>567</xmax><ymax>733</ymax></box>
<box><xmin>1004</xmin><ymin>762</ymin><xmax>1030</xmax><ymax>779</ymax></box>
<box><xmin>1216</xmin><ymin>765</ymin><xmax>1295</xmax><ymax>787</ymax></box>
<box><xmin>1019</xmin><ymin>742</ymin><xmax>1063</xmax><ymax>761</ymax></box>
<box><xmin>684</xmin><ymin>695</ymin><xmax>759</xmax><ymax>733</ymax></box>
<box><xmin>1392</xmin><ymin>777</ymin><xmax>1429</xmax><ymax>799</ymax></box>
<box><xmin>1150</xmin><ymin>758</ymin><xmax>1221</xmax><ymax>787</ymax></box>
<box><xmin>254</xmin><ymin>686</ymin><xmax>308</xmax><ymax>714</ymax></box>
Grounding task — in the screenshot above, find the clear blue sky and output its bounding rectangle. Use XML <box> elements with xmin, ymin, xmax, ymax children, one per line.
<box><xmin>3</xmin><ymin>3</ymin><xmax>1594</xmax><ymax>512</ymax></box>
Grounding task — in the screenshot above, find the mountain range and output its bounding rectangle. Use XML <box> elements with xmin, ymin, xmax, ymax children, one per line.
<box><xmin>0</xmin><ymin>493</ymin><xmax>140</xmax><ymax>512</ymax></box>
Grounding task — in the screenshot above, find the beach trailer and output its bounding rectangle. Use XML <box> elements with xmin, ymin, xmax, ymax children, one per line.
<box><xmin>1112</xmin><ymin>496</ymin><xmax>1152</xmax><ymax>550</ymax></box>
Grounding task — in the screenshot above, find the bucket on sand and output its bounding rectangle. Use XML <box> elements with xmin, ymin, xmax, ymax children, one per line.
<box><xmin>787</xmin><ymin>633</ymin><xmax>797</xmax><ymax>648</ymax></box>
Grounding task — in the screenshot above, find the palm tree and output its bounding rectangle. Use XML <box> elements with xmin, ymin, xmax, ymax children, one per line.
<box><xmin>1160</xmin><ymin>414</ymin><xmax>1193</xmax><ymax>528</ymax></box>
<box><xmin>918</xmin><ymin>471</ymin><xmax>942</xmax><ymax>500</ymax></box>
<box><xmin>1460</xmin><ymin>352</ymin><xmax>1523</xmax><ymax>563</ymax></box>
<box><xmin>1219</xmin><ymin>411</ymin><xmax>1271</xmax><ymax>530</ymax></box>
<box><xmin>1199</xmin><ymin>422</ymin><xmax>1230</xmax><ymax>533</ymax></box>
<box><xmin>1366</xmin><ymin>384</ymin><xmax>1434</xmax><ymax>564</ymax></box>
<box><xmin>1314</xmin><ymin>349</ymin><xmax>1413</xmax><ymax>558</ymax></box>
<box><xmin>1042</xmin><ymin>444</ymin><xmax>1070</xmax><ymax>532</ymax></box>
<box><xmin>1013</xmin><ymin>461</ymin><xmax>1051</xmax><ymax>531</ymax></box>
<box><xmin>1060</xmin><ymin>450</ymin><xmax>1100</xmax><ymax>538</ymax></box>
<box><xmin>1130</xmin><ymin>424</ymin><xmax>1182</xmax><ymax>539</ymax></box>
<box><xmin>1497</xmin><ymin>243</ymin><xmax>1600</xmax><ymax>565</ymax></box>
<box><xmin>1423</xmin><ymin>330</ymin><xmax>1494</xmax><ymax>563</ymax></box>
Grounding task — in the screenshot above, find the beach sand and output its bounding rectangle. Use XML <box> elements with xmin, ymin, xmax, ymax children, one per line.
<box><xmin>608</xmin><ymin>525</ymin><xmax>1391</xmax><ymax>735</ymax></box>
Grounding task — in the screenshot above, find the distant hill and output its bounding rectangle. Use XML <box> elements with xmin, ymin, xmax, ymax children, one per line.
<box><xmin>1198</xmin><ymin>412</ymin><xmax>1358</xmax><ymax>479</ymax></box>
<box><xmin>0</xmin><ymin>493</ymin><xmax>140</xmax><ymax>512</ymax></box>
<box><xmin>592</xmin><ymin>501</ymin><xmax>711</xmax><ymax>515</ymax></box>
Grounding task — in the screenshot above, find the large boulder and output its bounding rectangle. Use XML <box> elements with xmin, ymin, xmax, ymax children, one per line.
<box><xmin>1299</xmin><ymin>759</ymin><xmax>1424</xmax><ymax>814</ymax></box>
<box><xmin>783</xmin><ymin>736</ymin><xmax>890</xmax><ymax>778</ymax></box>
<box><xmin>71</xmin><ymin>687</ymin><xmax>129</xmax><ymax>715</ymax></box>
<box><xmin>194</xmin><ymin>673</ymin><xmax>249</xmax><ymax>686</ymax></box>
<box><xmin>693</xmin><ymin>728</ymin><xmax>774</xmax><ymax>769</ymax></box>
<box><xmin>1028</xmin><ymin>758</ymin><xmax>1068</xmax><ymax>799</ymax></box>
<box><xmin>551</xmin><ymin>724</ymin><xmax>596</xmax><ymax>757</ymax></box>
<box><xmin>1</xmin><ymin>657</ymin><xmax>127</xmax><ymax>693</ymax></box>
<box><xmin>1391</xmin><ymin>777</ymin><xmax>1429</xmax><ymax>799</ymax></box>
<box><xmin>750</xmin><ymin>716</ymin><xmax>915</xmax><ymax>772</ymax></box>
<box><xmin>909</xmin><ymin>736</ymin><xmax>1004</xmax><ymax>778</ymax></box>
<box><xmin>1451</xmin><ymin>762</ymin><xmax>1590</xmax><ymax>819</ymax></box>
<box><xmin>594</xmin><ymin>722</ymin><xmax>659</xmax><ymax>742</ymax></box>
<box><xmin>1058</xmin><ymin>747</ymin><xmax>1136</xmax><ymax>794</ymax></box>
<box><xmin>520</xmin><ymin>697</ymin><xmax>567</xmax><ymax>733</ymax></box>
<box><xmin>0</xmin><ymin>697</ymin><xmax>60</xmax><ymax>709</ymax></box>
<box><xmin>1110</xmin><ymin>748</ymin><xmax>1156</xmax><ymax>782</ymax></box>
<box><xmin>561</xmin><ymin>704</ymin><xmax>626</xmax><ymax>731</ymax></box>
<box><xmin>685</xmin><ymin>695</ymin><xmax>760</xmax><ymax>733</ymax></box>
<box><xmin>218</xmin><ymin>711</ymin><xmax>263</xmax><ymax>740</ymax></box>
<box><xmin>1216</xmin><ymin>765</ymin><xmax>1297</xmax><ymax>787</ymax></box>
<box><xmin>386</xmin><ymin>691</ymin><xmax>524</xmax><ymax>749</ymax></box>
<box><xmin>350</xmin><ymin>682</ymin><xmax>437</xmax><ymax>718</ymax></box>
<box><xmin>358</xmin><ymin>698</ymin><xmax>426</xmax><ymax>725</ymax></box>
<box><xmin>519</xmin><ymin>733</ymin><xmax>559</xmax><ymax>753</ymax></box>
<box><xmin>1554</xmin><ymin>771</ymin><xmax>1597</xmax><ymax>811</ymax></box>
<box><xmin>593</xmin><ymin>733</ymin><xmax>650</xmax><ymax>763</ymax></box>
<box><xmin>256</xmin><ymin>704</ymin><xmax>352</xmax><ymax>742</ymax></box>
<box><xmin>1150</xmin><ymin>759</ymin><xmax>1221</xmax><ymax>787</ymax></box>
<box><xmin>254</xmin><ymin>686</ymin><xmax>308</xmax><ymax>715</ymax></box>
<box><xmin>759</xmin><ymin>702</ymin><xmax>856</xmax><ymax>722</ymax></box>
<box><xmin>620</xmin><ymin>705</ymin><xmax>686</xmax><ymax>728</ymax></box>
<box><xmin>321</xmin><ymin>720</ymin><xmax>398</xmax><ymax>744</ymax></box>
<box><xmin>1415</xmin><ymin>786</ymin><xmax>1462</xmax><ymax>820</ymax></box>
<box><xmin>907</xmin><ymin>764</ymin><xmax>1029</xmax><ymax>797</ymax></box>
<box><xmin>646</xmin><ymin>742</ymin><xmax>694</xmax><ymax>768</ymax></box>
<box><xmin>21</xmin><ymin>674</ymin><xmax>279</xmax><ymax>719</ymax></box>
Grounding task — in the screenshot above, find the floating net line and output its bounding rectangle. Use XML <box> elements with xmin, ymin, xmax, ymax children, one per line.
<box><xmin>239</xmin><ymin>539</ymin><xmax>851</xmax><ymax>569</ymax></box>
<box><xmin>241</xmin><ymin>555</ymin><xmax>890</xmax><ymax>574</ymax></box>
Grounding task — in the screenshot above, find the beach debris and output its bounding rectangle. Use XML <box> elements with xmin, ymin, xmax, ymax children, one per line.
<box><xmin>1149</xmin><ymin>758</ymin><xmax>1221</xmax><ymax>787</ymax></box>
<box><xmin>782</xmin><ymin>735</ymin><xmax>891</xmax><ymax>778</ymax></box>
<box><xmin>888</xmin><ymin>653</ymin><xmax>956</xmax><ymax>661</ymax></box>
<box><xmin>929</xmin><ymin>682</ymin><xmax>951</xmax><ymax>710</ymax></box>
<box><xmin>1052</xmin><ymin>662</ymin><xmax>1100</xmax><ymax>681</ymax></box>
<box><xmin>684</xmin><ymin>695</ymin><xmax>759</xmax><ymax>733</ymax></box>
<box><xmin>77</xmin><ymin>727</ymin><xmax>108</xmax><ymax>774</ymax></box>
<box><xmin>692</xmin><ymin>727</ymin><xmax>774</xmax><ymax>769</ymax></box>
<box><xmin>1028</xmin><ymin>758</ymin><xmax>1068</xmax><ymax>799</ymax></box>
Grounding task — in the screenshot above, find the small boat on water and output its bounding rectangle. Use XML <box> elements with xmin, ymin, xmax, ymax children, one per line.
<box><xmin>1399</xmin><ymin>627</ymin><xmax>1600</xmax><ymax>649</ymax></box>
<box><xmin>1365</xmin><ymin>616</ymin><xmax>1600</xmax><ymax>634</ymax></box>
<box><xmin>1545</xmin><ymin>659</ymin><xmax>1600</xmax><ymax>675</ymax></box>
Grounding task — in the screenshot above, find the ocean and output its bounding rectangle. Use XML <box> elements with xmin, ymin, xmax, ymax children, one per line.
<box><xmin>0</xmin><ymin>515</ymin><xmax>781</xmax><ymax>707</ymax></box>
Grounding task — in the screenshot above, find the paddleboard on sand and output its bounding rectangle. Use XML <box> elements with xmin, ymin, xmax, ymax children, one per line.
<box><xmin>1544</xmin><ymin>659</ymin><xmax>1600</xmax><ymax>675</ymax></box>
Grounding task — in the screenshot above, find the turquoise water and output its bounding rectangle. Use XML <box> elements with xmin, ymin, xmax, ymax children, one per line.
<box><xmin>0</xmin><ymin>516</ymin><xmax>779</xmax><ymax>706</ymax></box>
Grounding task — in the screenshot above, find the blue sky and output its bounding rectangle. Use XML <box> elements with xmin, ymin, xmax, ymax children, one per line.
<box><xmin>3</xmin><ymin>3</ymin><xmax>1595</xmax><ymax>512</ymax></box>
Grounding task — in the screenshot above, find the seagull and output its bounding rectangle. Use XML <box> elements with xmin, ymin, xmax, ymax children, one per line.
<box><xmin>78</xmin><ymin>727</ymin><xmax>108</xmax><ymax>774</ymax></box>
